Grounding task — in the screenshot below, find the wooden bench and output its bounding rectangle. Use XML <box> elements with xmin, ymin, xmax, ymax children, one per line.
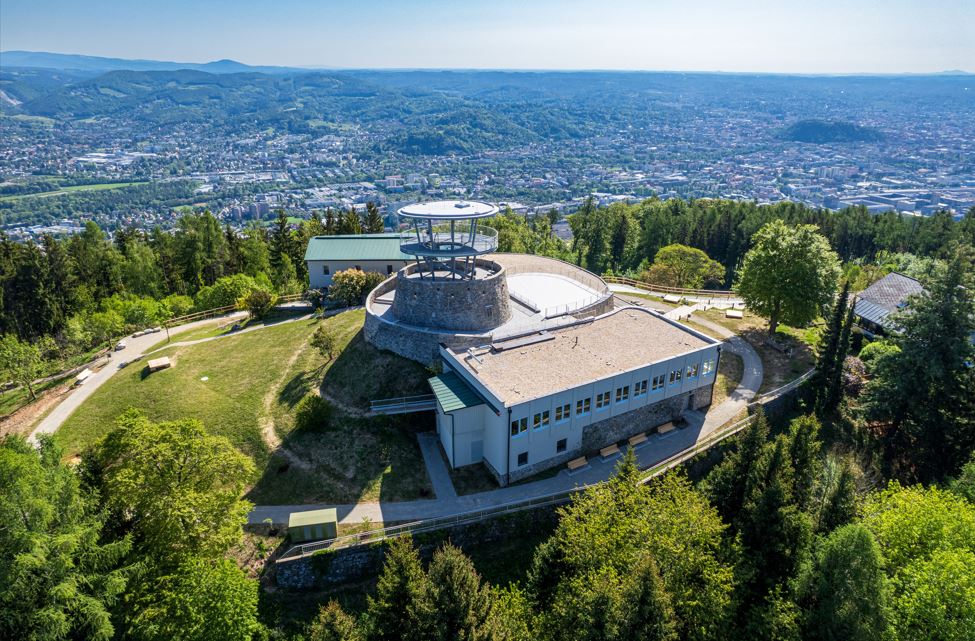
<box><xmin>567</xmin><ymin>456</ymin><xmax>588</xmax><ymax>473</ymax></box>
<box><xmin>147</xmin><ymin>357</ymin><xmax>172</xmax><ymax>373</ymax></box>
<box><xmin>725</xmin><ymin>309</ymin><xmax>744</xmax><ymax>319</ymax></box>
<box><xmin>628</xmin><ymin>432</ymin><xmax>648</xmax><ymax>448</ymax></box>
<box><xmin>656</xmin><ymin>421</ymin><xmax>675</xmax><ymax>434</ymax></box>
<box><xmin>663</xmin><ymin>294</ymin><xmax>682</xmax><ymax>304</ymax></box>
<box><xmin>600</xmin><ymin>444</ymin><xmax>620</xmax><ymax>459</ymax></box>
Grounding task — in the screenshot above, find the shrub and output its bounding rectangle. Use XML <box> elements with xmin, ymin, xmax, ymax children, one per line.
<box><xmin>238</xmin><ymin>289</ymin><xmax>278</xmax><ymax>320</ymax></box>
<box><xmin>328</xmin><ymin>269</ymin><xmax>386</xmax><ymax>306</ymax></box>
<box><xmin>295</xmin><ymin>394</ymin><xmax>335</xmax><ymax>431</ymax></box>
<box><xmin>194</xmin><ymin>274</ymin><xmax>262</xmax><ymax>310</ymax></box>
<box><xmin>859</xmin><ymin>340</ymin><xmax>900</xmax><ymax>373</ymax></box>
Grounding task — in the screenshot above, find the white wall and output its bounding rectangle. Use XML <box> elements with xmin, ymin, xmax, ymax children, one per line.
<box><xmin>307</xmin><ymin>259</ymin><xmax>410</xmax><ymax>289</ymax></box>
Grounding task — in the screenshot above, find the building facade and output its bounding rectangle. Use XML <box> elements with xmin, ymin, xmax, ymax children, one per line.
<box><xmin>304</xmin><ymin>233</ymin><xmax>413</xmax><ymax>289</ymax></box>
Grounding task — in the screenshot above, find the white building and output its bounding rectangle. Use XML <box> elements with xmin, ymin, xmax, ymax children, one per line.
<box><xmin>304</xmin><ymin>234</ymin><xmax>412</xmax><ymax>289</ymax></box>
<box><xmin>428</xmin><ymin>306</ymin><xmax>720</xmax><ymax>484</ymax></box>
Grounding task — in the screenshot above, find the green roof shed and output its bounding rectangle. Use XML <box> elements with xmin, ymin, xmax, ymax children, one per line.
<box><xmin>288</xmin><ymin>508</ymin><xmax>338</xmax><ymax>543</ymax></box>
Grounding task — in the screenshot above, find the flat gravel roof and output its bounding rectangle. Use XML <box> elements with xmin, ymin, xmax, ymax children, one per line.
<box><xmin>398</xmin><ymin>200</ymin><xmax>498</xmax><ymax>220</ymax></box>
<box><xmin>452</xmin><ymin>307</ymin><xmax>715</xmax><ymax>405</ymax></box>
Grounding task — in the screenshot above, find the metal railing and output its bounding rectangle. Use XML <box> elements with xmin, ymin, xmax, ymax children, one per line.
<box><xmin>277</xmin><ymin>369</ymin><xmax>816</xmax><ymax>562</ymax></box>
<box><xmin>400</xmin><ymin>225</ymin><xmax>499</xmax><ymax>256</ymax></box>
<box><xmin>370</xmin><ymin>394</ymin><xmax>438</xmax><ymax>415</ymax></box>
<box><xmin>603</xmin><ymin>276</ymin><xmax>737</xmax><ymax>299</ymax></box>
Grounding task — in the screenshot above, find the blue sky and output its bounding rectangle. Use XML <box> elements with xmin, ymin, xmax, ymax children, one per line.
<box><xmin>2</xmin><ymin>0</ymin><xmax>972</xmax><ymax>73</ymax></box>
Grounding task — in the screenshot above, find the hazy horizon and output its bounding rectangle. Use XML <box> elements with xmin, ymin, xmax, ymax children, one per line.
<box><xmin>2</xmin><ymin>0</ymin><xmax>973</xmax><ymax>75</ymax></box>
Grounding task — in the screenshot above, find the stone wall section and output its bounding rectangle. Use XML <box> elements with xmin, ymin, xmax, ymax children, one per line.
<box><xmin>391</xmin><ymin>260</ymin><xmax>511</xmax><ymax>331</ymax></box>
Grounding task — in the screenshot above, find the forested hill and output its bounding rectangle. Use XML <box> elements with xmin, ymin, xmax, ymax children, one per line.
<box><xmin>782</xmin><ymin>119</ymin><xmax>884</xmax><ymax>143</ymax></box>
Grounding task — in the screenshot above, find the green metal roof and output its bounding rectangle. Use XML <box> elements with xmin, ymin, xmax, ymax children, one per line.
<box><xmin>303</xmin><ymin>233</ymin><xmax>413</xmax><ymax>262</ymax></box>
<box><xmin>429</xmin><ymin>371</ymin><xmax>484</xmax><ymax>413</ymax></box>
<box><xmin>288</xmin><ymin>508</ymin><xmax>337</xmax><ymax>528</ymax></box>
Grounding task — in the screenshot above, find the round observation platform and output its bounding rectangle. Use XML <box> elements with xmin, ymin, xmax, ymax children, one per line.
<box><xmin>398</xmin><ymin>200</ymin><xmax>499</xmax><ymax>280</ymax></box>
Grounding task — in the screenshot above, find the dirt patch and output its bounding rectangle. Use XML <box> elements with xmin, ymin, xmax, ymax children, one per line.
<box><xmin>259</xmin><ymin>334</ymin><xmax>314</xmax><ymax>471</ymax></box>
<box><xmin>0</xmin><ymin>380</ymin><xmax>73</xmax><ymax>438</ymax></box>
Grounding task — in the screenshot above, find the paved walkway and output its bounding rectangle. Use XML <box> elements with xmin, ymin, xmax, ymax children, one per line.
<box><xmin>609</xmin><ymin>283</ymin><xmax>745</xmax><ymax>307</ymax></box>
<box><xmin>417</xmin><ymin>432</ymin><xmax>458</xmax><ymax>500</ymax></box>
<box><xmin>28</xmin><ymin>306</ymin><xmax>315</xmax><ymax>444</ymax></box>
<box><xmin>249</xmin><ymin>297</ymin><xmax>764</xmax><ymax>526</ymax></box>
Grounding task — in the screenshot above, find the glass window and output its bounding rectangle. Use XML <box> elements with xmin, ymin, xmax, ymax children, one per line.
<box><xmin>596</xmin><ymin>391</ymin><xmax>611</xmax><ymax>410</ymax></box>
<box><xmin>517</xmin><ymin>452</ymin><xmax>528</xmax><ymax>466</ymax></box>
<box><xmin>555</xmin><ymin>403</ymin><xmax>571</xmax><ymax>422</ymax></box>
<box><xmin>702</xmin><ymin>359</ymin><xmax>715</xmax><ymax>375</ymax></box>
<box><xmin>386</xmin><ymin>264</ymin><xmax>393</xmax><ymax>274</ymax></box>
<box><xmin>670</xmin><ymin>369</ymin><xmax>682</xmax><ymax>385</ymax></box>
<box><xmin>576</xmin><ymin>398</ymin><xmax>591</xmax><ymax>415</ymax></box>
<box><xmin>651</xmin><ymin>374</ymin><xmax>665</xmax><ymax>391</ymax></box>
<box><xmin>634</xmin><ymin>380</ymin><xmax>648</xmax><ymax>396</ymax></box>
<box><xmin>510</xmin><ymin>417</ymin><xmax>527</xmax><ymax>437</ymax></box>
<box><xmin>615</xmin><ymin>385</ymin><xmax>630</xmax><ymax>403</ymax></box>
<box><xmin>533</xmin><ymin>411</ymin><xmax>550</xmax><ymax>429</ymax></box>
<box><xmin>557</xmin><ymin>438</ymin><xmax>567</xmax><ymax>453</ymax></box>
<box><xmin>323</xmin><ymin>264</ymin><xmax>330</xmax><ymax>275</ymax></box>
<box><xmin>686</xmin><ymin>364</ymin><xmax>699</xmax><ymax>379</ymax></box>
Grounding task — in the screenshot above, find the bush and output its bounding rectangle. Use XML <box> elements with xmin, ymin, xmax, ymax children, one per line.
<box><xmin>859</xmin><ymin>340</ymin><xmax>900</xmax><ymax>373</ymax></box>
<box><xmin>238</xmin><ymin>289</ymin><xmax>278</xmax><ymax>320</ymax></box>
<box><xmin>295</xmin><ymin>394</ymin><xmax>335</xmax><ymax>431</ymax></box>
<box><xmin>194</xmin><ymin>274</ymin><xmax>262</xmax><ymax>311</ymax></box>
<box><xmin>328</xmin><ymin>269</ymin><xmax>386</xmax><ymax>306</ymax></box>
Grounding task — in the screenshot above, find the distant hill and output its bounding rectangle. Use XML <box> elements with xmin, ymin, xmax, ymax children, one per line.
<box><xmin>782</xmin><ymin>119</ymin><xmax>884</xmax><ymax>143</ymax></box>
<box><xmin>0</xmin><ymin>50</ymin><xmax>300</xmax><ymax>75</ymax></box>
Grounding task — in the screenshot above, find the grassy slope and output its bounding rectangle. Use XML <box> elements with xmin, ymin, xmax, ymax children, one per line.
<box><xmin>57</xmin><ymin>309</ymin><xmax>434</xmax><ymax>504</ymax></box>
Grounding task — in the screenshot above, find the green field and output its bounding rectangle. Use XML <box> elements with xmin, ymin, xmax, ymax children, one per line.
<box><xmin>57</xmin><ymin>309</ymin><xmax>434</xmax><ymax>504</ymax></box>
<box><xmin>0</xmin><ymin>181</ymin><xmax>148</xmax><ymax>202</ymax></box>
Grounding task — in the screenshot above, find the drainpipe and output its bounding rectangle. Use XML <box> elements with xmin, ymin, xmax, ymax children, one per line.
<box><xmin>450</xmin><ymin>412</ymin><xmax>456</xmax><ymax>468</ymax></box>
<box><xmin>506</xmin><ymin>408</ymin><xmax>512</xmax><ymax>486</ymax></box>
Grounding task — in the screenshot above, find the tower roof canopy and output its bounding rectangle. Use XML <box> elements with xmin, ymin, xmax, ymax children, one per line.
<box><xmin>398</xmin><ymin>200</ymin><xmax>498</xmax><ymax>220</ymax></box>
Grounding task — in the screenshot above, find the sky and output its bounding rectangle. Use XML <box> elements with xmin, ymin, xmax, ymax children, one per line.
<box><xmin>1</xmin><ymin>0</ymin><xmax>972</xmax><ymax>74</ymax></box>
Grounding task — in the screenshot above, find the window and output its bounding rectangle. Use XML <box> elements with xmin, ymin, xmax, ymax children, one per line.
<box><xmin>651</xmin><ymin>374</ymin><xmax>666</xmax><ymax>391</ymax></box>
<box><xmin>533</xmin><ymin>410</ymin><xmax>550</xmax><ymax>430</ymax></box>
<box><xmin>576</xmin><ymin>398</ymin><xmax>591</xmax><ymax>415</ymax></box>
<box><xmin>517</xmin><ymin>452</ymin><xmax>528</xmax><ymax>467</ymax></box>
<box><xmin>323</xmin><ymin>264</ymin><xmax>330</xmax><ymax>275</ymax></box>
<box><xmin>386</xmin><ymin>264</ymin><xmax>394</xmax><ymax>274</ymax></box>
<box><xmin>702</xmin><ymin>359</ymin><xmax>715</xmax><ymax>375</ymax></box>
<box><xmin>596</xmin><ymin>391</ymin><xmax>611</xmax><ymax>410</ymax></box>
<box><xmin>353</xmin><ymin>264</ymin><xmax>361</xmax><ymax>270</ymax></box>
<box><xmin>557</xmin><ymin>438</ymin><xmax>567</xmax><ymax>453</ymax></box>
<box><xmin>510</xmin><ymin>417</ymin><xmax>527</xmax><ymax>437</ymax></box>
<box><xmin>615</xmin><ymin>385</ymin><xmax>630</xmax><ymax>403</ymax></box>
<box><xmin>669</xmin><ymin>369</ymin><xmax>682</xmax><ymax>385</ymax></box>
<box><xmin>555</xmin><ymin>403</ymin><xmax>571</xmax><ymax>423</ymax></box>
<box><xmin>686</xmin><ymin>364</ymin><xmax>699</xmax><ymax>379</ymax></box>
<box><xmin>634</xmin><ymin>380</ymin><xmax>648</xmax><ymax>397</ymax></box>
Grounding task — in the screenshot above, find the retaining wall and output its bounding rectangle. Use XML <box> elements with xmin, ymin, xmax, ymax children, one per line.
<box><xmin>391</xmin><ymin>260</ymin><xmax>511</xmax><ymax>331</ymax></box>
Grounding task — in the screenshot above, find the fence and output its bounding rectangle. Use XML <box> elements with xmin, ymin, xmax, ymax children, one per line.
<box><xmin>603</xmin><ymin>276</ymin><xmax>737</xmax><ymax>300</ymax></box>
<box><xmin>370</xmin><ymin>394</ymin><xmax>438</xmax><ymax>415</ymax></box>
<box><xmin>163</xmin><ymin>293</ymin><xmax>306</xmax><ymax>327</ymax></box>
<box><xmin>278</xmin><ymin>370</ymin><xmax>815</xmax><ymax>561</ymax></box>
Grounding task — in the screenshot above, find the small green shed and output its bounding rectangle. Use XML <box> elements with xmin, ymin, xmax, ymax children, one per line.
<box><xmin>288</xmin><ymin>508</ymin><xmax>338</xmax><ymax>543</ymax></box>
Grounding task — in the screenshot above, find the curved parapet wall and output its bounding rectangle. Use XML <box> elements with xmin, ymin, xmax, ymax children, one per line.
<box><xmin>391</xmin><ymin>260</ymin><xmax>511</xmax><ymax>331</ymax></box>
<box><xmin>491</xmin><ymin>253</ymin><xmax>614</xmax><ymax>319</ymax></box>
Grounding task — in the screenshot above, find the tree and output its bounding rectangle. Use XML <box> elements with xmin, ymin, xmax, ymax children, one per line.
<box><xmin>125</xmin><ymin>557</ymin><xmax>259</xmax><ymax>641</ymax></box>
<box><xmin>309</xmin><ymin>601</ymin><xmax>361</xmax><ymax>641</ymax></box>
<box><xmin>83</xmin><ymin>410</ymin><xmax>254</xmax><ymax>562</ymax></box>
<box><xmin>798</xmin><ymin>524</ymin><xmax>893</xmax><ymax>641</ymax></box>
<box><xmin>735</xmin><ymin>220</ymin><xmax>841</xmax><ymax>334</ymax></box>
<box><xmin>816</xmin><ymin>461</ymin><xmax>858</xmax><ymax>532</ymax></box>
<box><xmin>889</xmin><ymin>548</ymin><xmax>975</xmax><ymax>641</ymax></box>
<box><xmin>0</xmin><ymin>333</ymin><xmax>52</xmax><ymax>401</ymax></box>
<box><xmin>339</xmin><ymin>207</ymin><xmax>363</xmax><ymax>235</ymax></box>
<box><xmin>194</xmin><ymin>273</ymin><xmax>264</xmax><ymax>310</ymax></box>
<box><xmin>428</xmin><ymin>544</ymin><xmax>495</xmax><ymax>641</ymax></box>
<box><xmin>788</xmin><ymin>415</ymin><xmax>823</xmax><ymax>512</ymax></box>
<box><xmin>311</xmin><ymin>323</ymin><xmax>339</xmax><ymax>363</ymax></box>
<box><xmin>816</xmin><ymin>281</ymin><xmax>849</xmax><ymax>393</ymax></box>
<box><xmin>822</xmin><ymin>305</ymin><xmax>855</xmax><ymax>412</ymax></box>
<box><xmin>645</xmin><ymin>244</ymin><xmax>724</xmax><ymax>289</ymax></box>
<box><xmin>238</xmin><ymin>288</ymin><xmax>277</xmax><ymax>320</ymax></box>
<box><xmin>0</xmin><ymin>436</ymin><xmax>132</xmax><ymax>641</ymax></box>
<box><xmin>528</xmin><ymin>453</ymin><xmax>733</xmax><ymax>641</ymax></box>
<box><xmin>704</xmin><ymin>408</ymin><xmax>770</xmax><ymax>524</ymax></box>
<box><xmin>365</xmin><ymin>202</ymin><xmax>385</xmax><ymax>233</ymax></box>
<box><xmin>329</xmin><ymin>269</ymin><xmax>386</xmax><ymax>306</ymax></box>
<box><xmin>615</xmin><ymin>555</ymin><xmax>677</xmax><ymax>641</ymax></box>
<box><xmin>365</xmin><ymin>536</ymin><xmax>435</xmax><ymax>641</ymax></box>
<box><xmin>949</xmin><ymin>452</ymin><xmax>975</xmax><ymax>504</ymax></box>
<box><xmin>860</xmin><ymin>249</ymin><xmax>975</xmax><ymax>481</ymax></box>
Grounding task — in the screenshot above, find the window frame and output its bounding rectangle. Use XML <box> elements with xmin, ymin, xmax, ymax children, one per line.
<box><xmin>510</xmin><ymin>416</ymin><xmax>528</xmax><ymax>438</ymax></box>
<box><xmin>323</xmin><ymin>264</ymin><xmax>330</xmax><ymax>275</ymax></box>
<box><xmin>576</xmin><ymin>398</ymin><xmax>591</xmax><ymax>416</ymax></box>
<box><xmin>595</xmin><ymin>391</ymin><xmax>611</xmax><ymax>411</ymax></box>
<box><xmin>517</xmin><ymin>452</ymin><xmax>528</xmax><ymax>467</ymax></box>
<box><xmin>615</xmin><ymin>385</ymin><xmax>630</xmax><ymax>403</ymax></box>
<box><xmin>555</xmin><ymin>403</ymin><xmax>571</xmax><ymax>423</ymax></box>
<box><xmin>556</xmin><ymin>438</ymin><xmax>567</xmax><ymax>453</ymax></box>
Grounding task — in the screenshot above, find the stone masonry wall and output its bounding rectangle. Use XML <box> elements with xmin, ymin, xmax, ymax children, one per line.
<box><xmin>392</xmin><ymin>261</ymin><xmax>511</xmax><ymax>331</ymax></box>
<box><xmin>505</xmin><ymin>383</ymin><xmax>714</xmax><ymax>484</ymax></box>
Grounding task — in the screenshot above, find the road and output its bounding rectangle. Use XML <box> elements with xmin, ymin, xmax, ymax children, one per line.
<box><xmin>28</xmin><ymin>312</ymin><xmax>248</xmax><ymax>444</ymax></box>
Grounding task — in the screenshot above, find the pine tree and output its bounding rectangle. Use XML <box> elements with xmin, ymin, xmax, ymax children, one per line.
<box><xmin>704</xmin><ymin>408</ymin><xmax>771</xmax><ymax>526</ymax></box>
<box><xmin>309</xmin><ymin>601</ymin><xmax>361</xmax><ymax>641</ymax></box>
<box><xmin>365</xmin><ymin>536</ymin><xmax>435</xmax><ymax>641</ymax></box>
<box><xmin>818</xmin><ymin>465</ymin><xmax>857</xmax><ymax>532</ymax></box>
<box><xmin>615</xmin><ymin>555</ymin><xmax>677</xmax><ymax>641</ymax></box>
<box><xmin>816</xmin><ymin>281</ymin><xmax>849</xmax><ymax>407</ymax></box>
<box><xmin>428</xmin><ymin>544</ymin><xmax>493</xmax><ymax>641</ymax></box>
<box><xmin>823</xmin><ymin>304</ymin><xmax>855</xmax><ymax>412</ymax></box>
<box><xmin>339</xmin><ymin>207</ymin><xmax>363</xmax><ymax>235</ymax></box>
<box><xmin>787</xmin><ymin>415</ymin><xmax>822</xmax><ymax>512</ymax></box>
<box><xmin>324</xmin><ymin>208</ymin><xmax>337</xmax><ymax>235</ymax></box>
<box><xmin>365</xmin><ymin>202</ymin><xmax>385</xmax><ymax>233</ymax></box>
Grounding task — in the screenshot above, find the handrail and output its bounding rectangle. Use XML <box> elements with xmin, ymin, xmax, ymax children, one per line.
<box><xmin>603</xmin><ymin>275</ymin><xmax>737</xmax><ymax>299</ymax></box>
<box><xmin>370</xmin><ymin>394</ymin><xmax>437</xmax><ymax>411</ymax></box>
<box><xmin>277</xmin><ymin>368</ymin><xmax>817</xmax><ymax>562</ymax></box>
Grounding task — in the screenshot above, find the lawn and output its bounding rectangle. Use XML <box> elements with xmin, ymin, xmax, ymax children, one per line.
<box><xmin>697</xmin><ymin>308</ymin><xmax>818</xmax><ymax>393</ymax></box>
<box><xmin>56</xmin><ymin>309</ymin><xmax>434</xmax><ymax>504</ymax></box>
<box><xmin>0</xmin><ymin>181</ymin><xmax>148</xmax><ymax>202</ymax></box>
<box><xmin>712</xmin><ymin>351</ymin><xmax>744</xmax><ymax>408</ymax></box>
